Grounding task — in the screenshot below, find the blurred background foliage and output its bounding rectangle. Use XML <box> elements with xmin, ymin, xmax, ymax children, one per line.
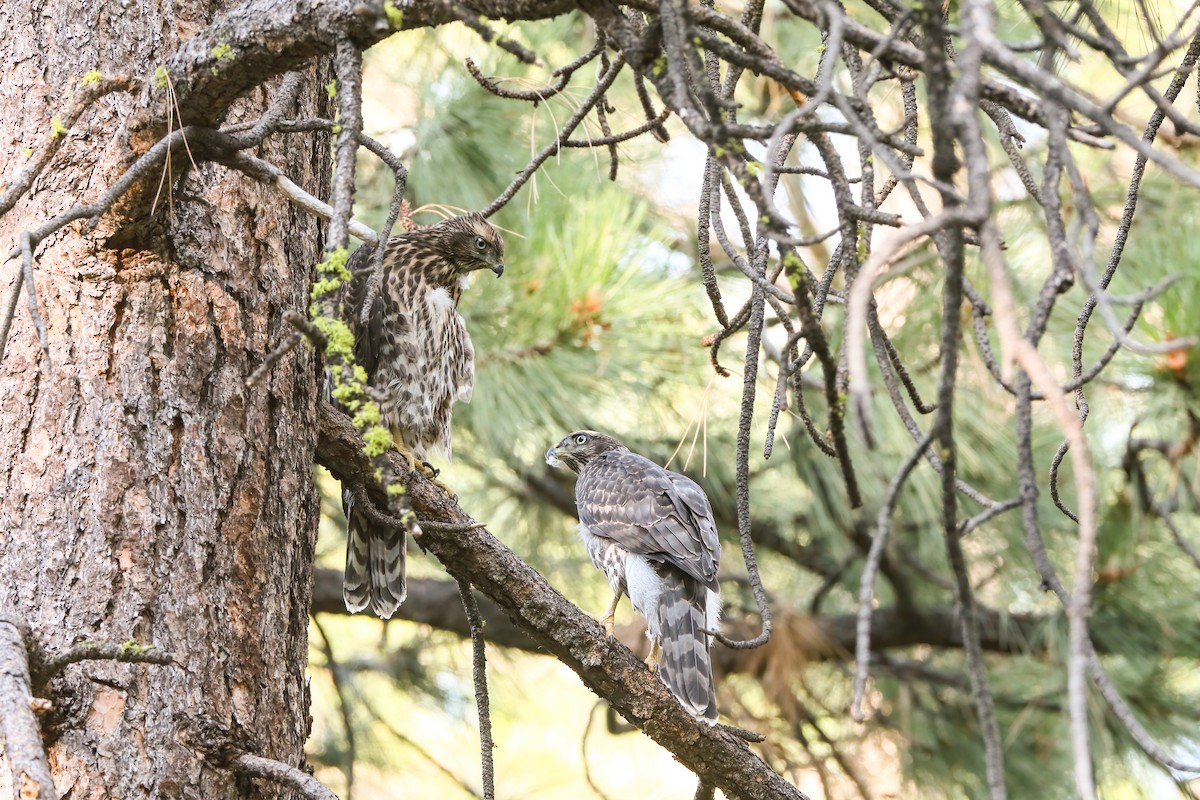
<box><xmin>308</xmin><ymin>6</ymin><xmax>1200</xmax><ymax>799</ymax></box>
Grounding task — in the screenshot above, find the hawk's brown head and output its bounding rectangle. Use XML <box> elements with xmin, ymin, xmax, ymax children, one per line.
<box><xmin>430</xmin><ymin>212</ymin><xmax>505</xmax><ymax>278</ymax></box>
<box><xmin>545</xmin><ymin>430</ymin><xmax>627</xmax><ymax>475</ymax></box>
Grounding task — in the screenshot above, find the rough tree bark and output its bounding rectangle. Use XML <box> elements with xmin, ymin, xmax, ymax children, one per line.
<box><xmin>0</xmin><ymin>2</ymin><xmax>326</xmax><ymax>797</ymax></box>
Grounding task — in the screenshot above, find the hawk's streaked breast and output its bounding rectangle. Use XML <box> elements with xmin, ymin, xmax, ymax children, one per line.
<box><xmin>338</xmin><ymin>212</ymin><xmax>504</xmax><ymax>620</ymax></box>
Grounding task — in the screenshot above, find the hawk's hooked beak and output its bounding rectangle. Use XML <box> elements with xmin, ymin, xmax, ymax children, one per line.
<box><xmin>545</xmin><ymin>446</ymin><xmax>562</xmax><ymax>468</ymax></box>
<box><xmin>490</xmin><ymin>262</ymin><xmax>505</xmax><ymax>278</ymax></box>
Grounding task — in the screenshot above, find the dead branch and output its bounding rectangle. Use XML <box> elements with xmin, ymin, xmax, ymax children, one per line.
<box><xmin>311</xmin><ymin>568</ymin><xmax>1086</xmax><ymax>663</ymax></box>
<box><xmin>851</xmin><ymin>432</ymin><xmax>931</xmax><ymax>721</ymax></box>
<box><xmin>0</xmin><ymin>615</ymin><xmax>57</xmax><ymax>800</ymax></box>
<box><xmin>481</xmin><ymin>50</ymin><xmax>628</xmax><ymax>217</ymax></box>
<box><xmin>228</xmin><ymin>754</ymin><xmax>339</xmax><ymax>800</ymax></box>
<box><xmin>181</xmin><ymin>715</ymin><xmax>338</xmax><ymax>800</ymax></box>
<box><xmin>31</xmin><ymin>641</ymin><xmax>176</xmax><ymax>688</ymax></box>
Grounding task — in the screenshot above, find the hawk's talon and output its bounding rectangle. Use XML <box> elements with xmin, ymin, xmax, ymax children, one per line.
<box><xmin>421</xmin><ymin>466</ymin><xmax>455</xmax><ymax>498</ymax></box>
<box><xmin>647</xmin><ymin>639</ymin><xmax>661</xmax><ymax>673</ymax></box>
<box><xmin>396</xmin><ymin>450</ymin><xmax>453</xmax><ymax>497</ymax></box>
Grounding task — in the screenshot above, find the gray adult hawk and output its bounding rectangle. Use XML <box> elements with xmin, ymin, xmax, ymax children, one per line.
<box><xmin>340</xmin><ymin>212</ymin><xmax>504</xmax><ymax>619</ymax></box>
<box><xmin>546</xmin><ymin>430</ymin><xmax>721</xmax><ymax>722</ymax></box>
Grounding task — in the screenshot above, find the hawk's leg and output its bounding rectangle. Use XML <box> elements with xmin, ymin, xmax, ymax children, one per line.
<box><xmin>388</xmin><ymin>430</ymin><xmax>423</xmax><ymax>474</ymax></box>
<box><xmin>646</xmin><ymin>638</ymin><xmax>661</xmax><ymax>673</ymax></box>
<box><xmin>597</xmin><ymin>591</ymin><xmax>621</xmax><ymax>640</ymax></box>
<box><xmin>389</xmin><ymin>429</ymin><xmax>454</xmax><ymax>496</ymax></box>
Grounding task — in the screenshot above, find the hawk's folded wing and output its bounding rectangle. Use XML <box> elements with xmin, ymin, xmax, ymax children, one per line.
<box><xmin>575</xmin><ymin>450</ymin><xmax>720</xmax><ymax>591</ymax></box>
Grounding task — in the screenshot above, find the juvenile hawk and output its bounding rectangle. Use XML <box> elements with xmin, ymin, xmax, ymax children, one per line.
<box><xmin>546</xmin><ymin>430</ymin><xmax>721</xmax><ymax>722</ymax></box>
<box><xmin>340</xmin><ymin>212</ymin><xmax>504</xmax><ymax>618</ymax></box>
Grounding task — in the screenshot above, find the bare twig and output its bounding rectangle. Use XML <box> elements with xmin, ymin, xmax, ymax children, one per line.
<box><xmin>581</xmin><ymin>701</ymin><xmax>616</xmax><ymax>800</ymax></box>
<box><xmin>217</xmin><ymin>151</ymin><xmax>378</xmax><ymax>244</ymax></box>
<box><xmin>563</xmin><ymin>108</ymin><xmax>672</xmax><ymax>147</ymax></box>
<box><xmin>716</xmin><ymin>278</ymin><xmax>773</xmax><ymax>651</ymax></box>
<box><xmin>481</xmin><ymin>52</ymin><xmax>627</xmax><ymax>217</ymax></box>
<box><xmin>421</xmin><ymin>519</ymin><xmax>488</xmax><ymax>532</ymax></box>
<box><xmin>327</xmin><ymin>40</ymin><xmax>363</xmax><ymax>250</ymax></box>
<box><xmin>32</xmin><ymin>640</ymin><xmax>175</xmax><ymax>685</ymax></box>
<box><xmin>345</xmin><ymin>482</ymin><xmax>413</xmax><ymax>531</ymax></box>
<box><xmin>783</xmin><ymin>254</ymin><xmax>863</xmax><ymax>508</ymax></box>
<box><xmin>923</xmin><ymin>5</ymin><xmax>1007</xmax><ymax>793</ymax></box>
<box><xmin>457</xmin><ymin>578</ymin><xmax>496</xmax><ymax>800</ymax></box>
<box><xmin>19</xmin><ymin>231</ymin><xmax>48</xmax><ymax>361</ymax></box>
<box><xmin>182</xmin><ymin>715</ymin><xmax>337</xmax><ymax>800</ymax></box>
<box><xmin>434</xmin><ymin>0</ymin><xmax>541</xmax><ymax>64</ymax></box>
<box><xmin>851</xmin><ymin>432</ymin><xmax>931</xmax><ymax>721</ymax></box>
<box><xmin>227</xmin><ymin>754</ymin><xmax>339</xmax><ymax>800</ymax></box>
<box><xmin>0</xmin><ymin>74</ymin><xmax>135</xmax><ymax>218</ymax></box>
<box><xmin>246</xmin><ymin>310</ymin><xmax>332</xmax><ymax>388</ymax></box>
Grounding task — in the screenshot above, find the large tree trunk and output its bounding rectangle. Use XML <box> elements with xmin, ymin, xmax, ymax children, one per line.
<box><xmin>0</xmin><ymin>3</ymin><xmax>325</xmax><ymax>797</ymax></box>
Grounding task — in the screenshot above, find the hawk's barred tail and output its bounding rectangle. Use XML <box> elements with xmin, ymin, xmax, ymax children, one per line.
<box><xmin>368</xmin><ymin>521</ymin><xmax>407</xmax><ymax>618</ymax></box>
<box><xmin>342</xmin><ymin>490</ymin><xmax>407</xmax><ymax>619</ymax></box>
<box><xmin>342</xmin><ymin>490</ymin><xmax>372</xmax><ymax>614</ymax></box>
<box><xmin>657</xmin><ymin>568</ymin><xmax>719</xmax><ymax>723</ymax></box>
